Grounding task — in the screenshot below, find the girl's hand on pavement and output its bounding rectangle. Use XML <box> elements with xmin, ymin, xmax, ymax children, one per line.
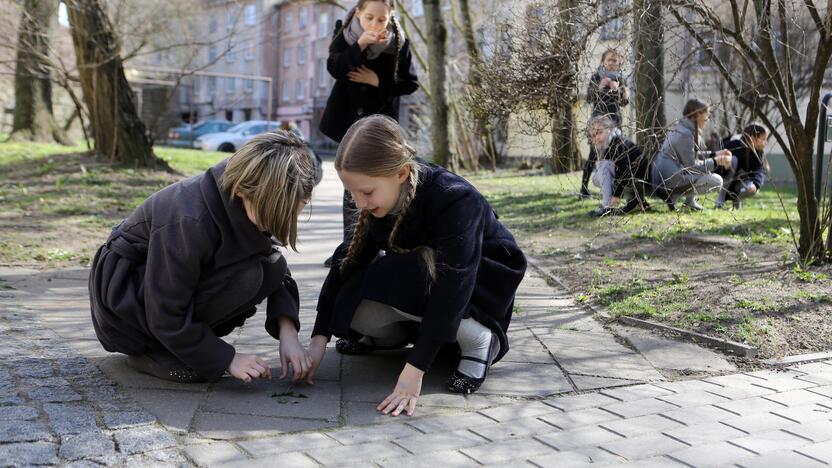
<box><xmin>377</xmin><ymin>363</ymin><xmax>423</xmax><ymax>417</ymax></box>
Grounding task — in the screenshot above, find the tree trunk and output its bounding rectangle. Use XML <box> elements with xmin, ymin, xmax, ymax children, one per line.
<box><xmin>9</xmin><ymin>0</ymin><xmax>70</xmax><ymax>144</ymax></box>
<box><xmin>632</xmin><ymin>0</ymin><xmax>666</xmax><ymax>158</ymax></box>
<box><xmin>789</xmin><ymin>138</ymin><xmax>824</xmax><ymax>261</ymax></box>
<box><xmin>65</xmin><ymin>0</ymin><xmax>166</xmax><ymax>168</ymax></box>
<box><xmin>422</xmin><ymin>0</ymin><xmax>451</xmax><ymax>167</ymax></box>
<box><xmin>550</xmin><ymin>0</ymin><xmax>580</xmax><ymax>173</ymax></box>
<box><xmin>550</xmin><ymin>103</ymin><xmax>579</xmax><ymax>173</ymax></box>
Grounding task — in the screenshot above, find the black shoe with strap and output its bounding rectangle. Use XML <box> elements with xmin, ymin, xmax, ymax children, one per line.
<box><xmin>446</xmin><ymin>333</ymin><xmax>500</xmax><ymax>395</ymax></box>
<box><xmin>335</xmin><ymin>337</ymin><xmax>408</xmax><ymax>355</ymax></box>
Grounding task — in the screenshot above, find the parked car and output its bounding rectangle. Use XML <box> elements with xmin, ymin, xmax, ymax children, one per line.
<box><xmin>166</xmin><ymin>120</ymin><xmax>232</xmax><ymax>148</ymax></box>
<box><xmin>193</xmin><ymin>120</ymin><xmax>281</xmax><ymax>152</ymax></box>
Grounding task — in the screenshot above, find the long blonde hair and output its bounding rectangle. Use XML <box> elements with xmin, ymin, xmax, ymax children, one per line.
<box><xmin>221</xmin><ymin>130</ymin><xmax>316</xmax><ymax>251</ymax></box>
<box><xmin>336</xmin><ymin>115</ymin><xmax>436</xmax><ymax>280</ymax></box>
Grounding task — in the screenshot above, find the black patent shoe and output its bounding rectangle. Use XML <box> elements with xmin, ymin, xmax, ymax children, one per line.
<box><xmin>335</xmin><ymin>337</ymin><xmax>407</xmax><ymax>355</ymax></box>
<box><xmin>127</xmin><ymin>352</ymin><xmax>206</xmax><ymax>384</ymax></box>
<box><xmin>447</xmin><ymin>334</ymin><xmax>500</xmax><ymax>395</ymax></box>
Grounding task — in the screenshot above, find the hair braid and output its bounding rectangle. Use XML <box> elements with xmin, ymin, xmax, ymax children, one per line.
<box><xmin>337</xmin><ymin>7</ymin><xmax>356</xmax><ymax>39</ymax></box>
<box><xmin>390</xmin><ymin>15</ymin><xmax>403</xmax><ymax>83</ymax></box>
<box><xmin>387</xmin><ymin>166</ymin><xmax>436</xmax><ymax>282</ymax></box>
<box><xmin>339</xmin><ymin>209</ymin><xmax>370</xmax><ymax>276</ymax></box>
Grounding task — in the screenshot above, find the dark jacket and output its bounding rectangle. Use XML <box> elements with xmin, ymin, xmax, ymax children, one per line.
<box><xmin>586</xmin><ymin>69</ymin><xmax>629</xmax><ymax>125</ymax></box>
<box><xmin>319</xmin><ymin>23</ymin><xmax>419</xmax><ymax>143</ymax></box>
<box><xmin>723</xmin><ymin>138</ymin><xmax>767</xmax><ymax>189</ymax></box>
<box><xmin>88</xmin><ymin>161</ymin><xmax>300</xmax><ymax>381</ymax></box>
<box><xmin>588</xmin><ymin>135</ymin><xmax>647</xmax><ymax>198</ymax></box>
<box><xmin>313</xmin><ymin>163</ymin><xmax>527</xmax><ymax>372</ymax></box>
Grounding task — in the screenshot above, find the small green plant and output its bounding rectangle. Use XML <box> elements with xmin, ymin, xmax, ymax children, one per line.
<box><xmin>795</xmin><ymin>291</ymin><xmax>832</xmax><ymax>304</ymax></box>
<box><xmin>793</xmin><ymin>265</ymin><xmax>829</xmax><ymax>283</ymax></box>
<box><xmin>669</xmin><ymin>272</ymin><xmax>689</xmax><ymax>285</ymax></box>
<box><xmin>576</xmin><ymin>293</ymin><xmax>589</xmax><ymax>303</ymax></box>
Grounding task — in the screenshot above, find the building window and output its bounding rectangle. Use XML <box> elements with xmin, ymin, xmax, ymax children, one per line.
<box><xmin>283</xmin><ymin>48</ymin><xmax>291</xmax><ymax>67</ymax></box>
<box><xmin>226</xmin><ymin>44</ymin><xmax>236</xmax><ymax>63</ymax></box>
<box><xmin>225</xmin><ymin>77</ymin><xmax>235</xmax><ymax>94</ymax></box>
<box><xmin>299</xmin><ymin>6</ymin><xmax>308</xmax><ymax>28</ymax></box>
<box><xmin>244</xmin><ymin>4</ymin><xmax>256</xmax><ymax>26</ymax></box>
<box><xmin>297</xmin><ymin>80</ymin><xmax>305</xmax><ymax>100</ymax></box>
<box><xmin>318</xmin><ymin>12</ymin><xmax>330</xmax><ymax>38</ymax></box>
<box><xmin>207</xmin><ymin>77</ymin><xmax>216</xmax><ymax>94</ymax></box>
<box><xmin>244</xmin><ymin>40</ymin><xmax>254</xmax><ymax>60</ymax></box>
<box><xmin>227</xmin><ymin>10</ymin><xmax>237</xmax><ymax>30</ymax></box>
<box><xmin>209</xmin><ymin>46</ymin><xmax>218</xmax><ymax>63</ymax></box>
<box><xmin>209</xmin><ymin>17</ymin><xmax>218</xmax><ymax>33</ymax></box>
<box><xmin>282</xmin><ymin>80</ymin><xmax>291</xmax><ymax>102</ymax></box>
<box><xmin>318</xmin><ymin>59</ymin><xmax>328</xmax><ymax>87</ymax></box>
<box><xmin>285</xmin><ymin>12</ymin><xmax>293</xmax><ymax>31</ymax></box>
<box><xmin>599</xmin><ymin>0</ymin><xmax>626</xmax><ymax>40</ymax></box>
<box><xmin>298</xmin><ymin>45</ymin><xmax>305</xmax><ymax>64</ymax></box>
<box><xmin>410</xmin><ymin>0</ymin><xmax>423</xmax><ymax>17</ymax></box>
<box><xmin>244</xmin><ymin>79</ymin><xmax>254</xmax><ymax>93</ymax></box>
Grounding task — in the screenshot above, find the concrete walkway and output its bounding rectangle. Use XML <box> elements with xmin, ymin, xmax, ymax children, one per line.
<box><xmin>1</xmin><ymin>162</ymin><xmax>831</xmax><ymax>466</ymax></box>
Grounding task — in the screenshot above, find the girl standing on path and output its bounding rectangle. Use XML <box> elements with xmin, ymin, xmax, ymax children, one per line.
<box><xmin>307</xmin><ymin>115</ymin><xmax>527</xmax><ymax>417</ymax></box>
<box><xmin>319</xmin><ymin>0</ymin><xmax>419</xmax><ymax>265</ymax></box>
<box><xmin>89</xmin><ymin>132</ymin><xmax>318</xmax><ymax>384</ymax></box>
<box><xmin>651</xmin><ymin>98</ymin><xmax>733</xmax><ymax>211</ymax></box>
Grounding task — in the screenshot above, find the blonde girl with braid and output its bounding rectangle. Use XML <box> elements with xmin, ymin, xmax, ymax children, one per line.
<box><xmin>307</xmin><ymin>116</ymin><xmax>527</xmax><ymax>417</ymax></box>
<box><xmin>318</xmin><ymin>0</ymin><xmax>420</xmax><ymax>267</ymax></box>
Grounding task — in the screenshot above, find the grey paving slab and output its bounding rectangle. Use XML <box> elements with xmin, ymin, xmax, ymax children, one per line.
<box><xmin>395</xmin><ymin>429</ymin><xmax>489</xmax><ymax>453</ymax></box>
<box><xmin>326</xmin><ymin>422</ymin><xmax>422</xmax><ymax>445</ymax></box>
<box><xmin>600</xmin><ymin>432</ymin><xmax>689</xmax><ymax>461</ymax></box>
<box><xmin>657</xmin><ymin>390</ymin><xmax>731</xmax><ymax>408</ymax></box>
<box><xmin>184</xmin><ymin>441</ymin><xmax>249</xmax><ymax>466</ymax></box>
<box><xmin>771</xmin><ymin>403</ymin><xmax>832</xmax><ymax>423</ymax></box>
<box><xmin>377</xmin><ymin>450</ymin><xmax>478</xmax><ymax>468</ymax></box>
<box><xmin>667</xmin><ymin>441</ymin><xmax>756</xmax><ymax>468</ymax></box>
<box><xmin>782</xmin><ymin>419</ymin><xmax>832</xmax><ymax>443</ymax></box>
<box><xmin>571</xmin><ymin>375</ymin><xmax>641</xmax><ymax>391</ymax></box>
<box><xmin>655</xmin><ymin>379</ymin><xmax>725</xmax><ymax>394</ymax></box>
<box><xmin>714</xmin><ymin>396</ymin><xmax>788</xmax><ymax>416</ymax></box>
<box><xmin>0</xmin><ymin>405</ymin><xmax>38</xmax><ymax>421</ymax></box>
<box><xmin>535</xmin><ymin>425</ymin><xmax>624</xmax><ymax>451</ymax></box>
<box><xmin>478</xmin><ymin>401</ymin><xmax>560</xmax><ymax>423</ymax></box>
<box><xmin>113</xmin><ymin>426</ymin><xmax>178</xmax><ymax>455</ymax></box>
<box><xmin>43</xmin><ymin>403</ymin><xmax>99</xmax><ymax>435</ymax></box>
<box><xmin>599</xmin><ymin>384</ymin><xmax>675</xmax><ymax>402</ymax></box>
<box><xmin>795</xmin><ymin>440</ymin><xmax>832</xmax><ymax>464</ymax></box>
<box><xmin>306</xmin><ymin>440</ymin><xmax>408</xmax><ymax>465</ymax></box>
<box><xmin>544</xmin><ymin>392</ymin><xmax>621</xmax><ymax>412</ymax></box>
<box><xmin>600</xmin><ymin>397</ymin><xmax>680</xmax><ymax>419</ymax></box>
<box><xmin>59</xmin><ymin>431</ymin><xmax>116</xmax><ymax>462</ymax></box>
<box><xmin>476</xmin><ymin>361</ymin><xmax>573</xmax><ymax>397</ymax></box>
<box><xmin>729</xmin><ymin>429</ymin><xmax>813</xmax><ymax>454</ymax></box>
<box><xmin>406</xmin><ymin>412</ymin><xmax>496</xmax><ymax>433</ymax></box>
<box><xmin>203</xmin><ymin>378</ymin><xmax>340</xmax><ymax>421</ymax></box>
<box><xmin>122</xmin><ymin>388</ymin><xmax>203</xmax><ymax>433</ymax></box>
<box><xmin>538</xmin><ymin>407</ymin><xmax>622</xmax><ymax>430</ymax></box>
<box><xmin>0</xmin><ymin>420</ymin><xmax>54</xmax><ymax>443</ymax></box>
<box><xmin>237</xmin><ymin>432</ymin><xmax>338</xmax><ymax>456</ymax></box>
<box><xmin>217</xmin><ymin>452</ymin><xmax>319</xmax><ymax>468</ymax></box>
<box><xmin>734</xmin><ymin>450</ymin><xmax>827</xmax><ymax>467</ymax></box>
<box><xmin>808</xmin><ymin>385</ymin><xmax>832</xmax><ymax>398</ymax></box>
<box><xmin>663</xmin><ymin>421</ymin><xmax>748</xmax><ymax>445</ymax></box>
<box><xmin>659</xmin><ymin>404</ymin><xmax>737</xmax><ymax>426</ymax></box>
<box><xmin>762</xmin><ymin>388</ymin><xmax>832</xmax><ymax>407</ymax></box>
<box><xmin>622</xmin><ymin>331</ymin><xmax>737</xmax><ymax>372</ymax></box>
<box><xmin>469</xmin><ymin>416</ymin><xmax>557</xmax><ymax>441</ymax></box>
<box><xmin>599</xmin><ymin>413</ymin><xmax>683</xmax><ymax>437</ymax></box>
<box><xmin>460</xmin><ymin>436</ymin><xmax>555</xmax><ymax>464</ymax></box>
<box><xmin>720</xmin><ymin>413</ymin><xmax>799</xmax><ymax>434</ymax></box>
<box><xmin>526</xmin><ymin>446</ymin><xmax>627</xmax><ymax>467</ymax></box>
<box><xmin>94</xmin><ymin>356</ymin><xmax>211</xmax><ymax>392</ymax></box>
<box><xmin>193</xmin><ymin>412</ymin><xmax>335</xmax><ymax>440</ymax></box>
<box><xmin>0</xmin><ymin>442</ymin><xmax>59</xmax><ymax>466</ymax></box>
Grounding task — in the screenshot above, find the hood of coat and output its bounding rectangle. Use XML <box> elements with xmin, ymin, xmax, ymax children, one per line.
<box><xmin>203</xmin><ymin>159</ymin><xmax>273</xmax><ymax>269</ymax></box>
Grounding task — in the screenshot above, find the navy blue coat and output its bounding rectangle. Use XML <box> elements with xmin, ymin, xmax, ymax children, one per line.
<box><xmin>723</xmin><ymin>138</ymin><xmax>767</xmax><ymax>189</ymax></box>
<box><xmin>313</xmin><ymin>163</ymin><xmax>527</xmax><ymax>372</ymax></box>
<box><xmin>88</xmin><ymin>161</ymin><xmax>300</xmax><ymax>381</ymax></box>
<box><xmin>319</xmin><ymin>23</ymin><xmax>419</xmax><ymax>143</ymax></box>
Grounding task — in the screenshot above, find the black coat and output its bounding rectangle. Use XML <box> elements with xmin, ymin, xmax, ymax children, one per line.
<box><xmin>88</xmin><ymin>161</ymin><xmax>300</xmax><ymax>381</ymax></box>
<box><xmin>313</xmin><ymin>163</ymin><xmax>527</xmax><ymax>372</ymax></box>
<box><xmin>587</xmin><ymin>135</ymin><xmax>647</xmax><ymax>198</ymax></box>
<box><xmin>722</xmin><ymin>138</ymin><xmax>767</xmax><ymax>189</ymax></box>
<box><xmin>319</xmin><ymin>25</ymin><xmax>419</xmax><ymax>143</ymax></box>
<box><xmin>586</xmin><ymin>71</ymin><xmax>629</xmax><ymax>125</ymax></box>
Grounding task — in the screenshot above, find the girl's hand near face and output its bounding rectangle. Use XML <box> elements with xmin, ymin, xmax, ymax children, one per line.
<box><xmin>228</xmin><ymin>353</ymin><xmax>271</xmax><ymax>383</ymax></box>
<box><xmin>347</xmin><ymin>66</ymin><xmax>380</xmax><ymax>87</ymax></box>
<box><xmin>358</xmin><ymin>30</ymin><xmax>381</xmax><ymax>49</ymax></box>
<box><xmin>378</xmin><ymin>363</ymin><xmax>423</xmax><ymax>417</ymax></box>
<box><xmin>277</xmin><ymin>316</ymin><xmax>313</xmax><ymax>384</ymax></box>
<box><xmin>306</xmin><ymin>335</ymin><xmax>328</xmax><ymax>385</ymax></box>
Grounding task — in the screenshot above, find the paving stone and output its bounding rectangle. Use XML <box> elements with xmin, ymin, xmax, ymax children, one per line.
<box><xmin>795</xmin><ymin>440</ymin><xmax>832</xmax><ymax>464</ymax></box>
<box><xmin>476</xmin><ymin>361</ymin><xmax>572</xmax><ymax>397</ymax></box>
<box><xmin>526</xmin><ymin>446</ymin><xmax>627</xmax><ymax>467</ymax></box>
<box><xmin>720</xmin><ymin>413</ymin><xmax>799</xmax><ymax>434</ymax></box>
<box><xmin>569</xmin><ymin>374</ymin><xmax>639</xmax><ymax>391</ymax></box>
<box><xmin>114</xmin><ymin>426</ymin><xmax>178</xmax><ymax>455</ymax></box>
<box><xmin>782</xmin><ymin>420</ymin><xmax>832</xmax><ymax>443</ymax></box>
<box><xmin>600</xmin><ymin>384</ymin><xmax>675</xmax><ymax>402</ymax></box>
<box><xmin>706</xmin><ymin>373</ymin><xmax>770</xmax><ymax>388</ymax></box>
<box><xmin>238</xmin><ymin>432</ymin><xmax>339</xmax><ymax>456</ymax></box>
<box><xmin>10</xmin><ymin>359</ymin><xmax>54</xmax><ymax>378</ymax></box>
<box><xmin>662</xmin><ymin>421</ymin><xmax>748</xmax><ymax>445</ymax></box>
<box><xmin>600</xmin><ymin>397</ymin><xmax>680</xmax><ymax>419</ymax></box>
<box><xmin>214</xmin><ymin>451</ymin><xmax>318</xmax><ymax>468</ymax></box>
<box><xmin>57</xmin><ymin>357</ymin><xmax>100</xmax><ymax>376</ymax></box>
<box><xmin>203</xmin><ymin>378</ymin><xmax>340</xmax><ymax>421</ymax></box>
<box><xmin>600</xmin><ymin>433</ymin><xmax>689</xmax><ymax>460</ymax></box>
<box><xmin>184</xmin><ymin>441</ymin><xmax>248</xmax><ymax>466</ymax></box>
<box><xmin>729</xmin><ymin>429</ymin><xmax>813</xmax><ymax>454</ymax></box>
<box><xmin>123</xmin><ymin>388</ymin><xmax>202</xmax><ymax>433</ymax></box>
<box><xmin>460</xmin><ymin>437</ymin><xmax>555</xmax><ymax>464</ymax></box>
<box><xmin>655</xmin><ymin>379</ymin><xmax>725</xmax><ymax>394</ymax></box>
<box><xmin>535</xmin><ymin>425</ymin><xmax>623</xmax><ymax>451</ymax></box>
<box><xmin>538</xmin><ymin>407</ymin><xmax>621</xmax><ymax>430</ymax></box>
<box><xmin>95</xmin><ymin>355</ymin><xmax>210</xmax><ymax>392</ymax></box>
<box><xmin>194</xmin><ymin>412</ymin><xmax>336</xmax><ymax>440</ymax></box>
<box><xmin>738</xmin><ymin>373</ymin><xmax>817</xmax><ymax>393</ymax></box>
<box><xmin>406</xmin><ymin>412</ymin><xmax>496</xmax><ymax>433</ymax></box>
<box><xmin>762</xmin><ymin>389</ymin><xmax>832</xmax><ymax>407</ymax></box>
<box><xmin>538</xmin><ymin>331</ymin><xmax>665</xmax><ymax>381</ymax></box>
<box><xmin>667</xmin><ymin>441</ymin><xmax>757</xmax><ymax>468</ymax></box>
<box><xmin>469</xmin><ymin>416</ymin><xmax>557</xmax><ymax>441</ymax></box>
<box><xmin>327</xmin><ymin>422</ymin><xmax>421</xmax><ymax>445</ymax></box>
<box><xmin>343</xmin><ymin>401</ymin><xmax>460</xmax><ymax>426</ymax></box>
<box><xmin>306</xmin><ymin>441</ymin><xmax>408</xmax><ymax>465</ymax></box>
<box><xmin>59</xmin><ymin>431</ymin><xmax>116</xmax><ymax>461</ymax></box>
<box><xmin>0</xmin><ymin>420</ymin><xmax>53</xmax><ymax>443</ymax></box>
<box><xmin>0</xmin><ymin>405</ymin><xmax>38</xmax><ymax>421</ymax></box>
<box><xmin>394</xmin><ymin>429</ymin><xmax>488</xmax><ymax>453</ymax></box>
<box><xmin>771</xmin><ymin>403</ymin><xmax>832</xmax><ymax>423</ymax></box>
<box><xmin>103</xmin><ymin>410</ymin><xmax>157</xmax><ymax>430</ymax></box>
<box><xmin>705</xmin><ymin>383</ymin><xmax>777</xmax><ymax>400</ymax></box>
<box><xmin>544</xmin><ymin>392</ymin><xmax>621</xmax><ymax>412</ymax></box>
<box><xmin>478</xmin><ymin>401</ymin><xmax>559</xmax><ymax>423</ymax></box>
<box><xmin>377</xmin><ymin>449</ymin><xmax>478</xmax><ymax>467</ymax></box>
<box><xmin>657</xmin><ymin>390</ymin><xmax>731</xmax><ymax>408</ymax></box>
<box><xmin>25</xmin><ymin>385</ymin><xmax>82</xmax><ymax>402</ymax></box>
<box><xmin>734</xmin><ymin>450</ymin><xmax>827</xmax><ymax>467</ymax></box>
<box><xmin>122</xmin><ymin>447</ymin><xmax>186</xmax><ymax>467</ymax></box>
<box><xmin>43</xmin><ymin>403</ymin><xmax>98</xmax><ymax>435</ymax></box>
<box><xmin>808</xmin><ymin>385</ymin><xmax>832</xmax><ymax>398</ymax></box>
<box><xmin>623</xmin><ymin>332</ymin><xmax>736</xmax><ymax>372</ymax></box>
<box><xmin>714</xmin><ymin>396</ymin><xmax>787</xmax><ymax>416</ymax></box>
<box><xmin>19</xmin><ymin>376</ymin><xmax>71</xmax><ymax>388</ymax></box>
<box><xmin>0</xmin><ymin>442</ymin><xmax>58</xmax><ymax>466</ymax></box>
<box><xmin>599</xmin><ymin>413</ymin><xmax>683</xmax><ymax>437</ymax></box>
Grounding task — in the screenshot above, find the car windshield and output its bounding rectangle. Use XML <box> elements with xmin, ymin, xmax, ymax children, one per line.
<box><xmin>192</xmin><ymin>121</ymin><xmax>209</xmax><ymax>130</ymax></box>
<box><xmin>226</xmin><ymin>122</ymin><xmax>250</xmax><ymax>133</ymax></box>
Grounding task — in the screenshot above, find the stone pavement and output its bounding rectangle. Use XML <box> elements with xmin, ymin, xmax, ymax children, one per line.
<box><xmin>1</xmin><ymin>161</ymin><xmax>831</xmax><ymax>467</ymax></box>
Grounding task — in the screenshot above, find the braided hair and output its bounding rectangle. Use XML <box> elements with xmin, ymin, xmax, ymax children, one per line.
<box><xmin>336</xmin><ymin>115</ymin><xmax>436</xmax><ymax>281</ymax></box>
<box><xmin>337</xmin><ymin>0</ymin><xmax>403</xmax><ymax>83</ymax></box>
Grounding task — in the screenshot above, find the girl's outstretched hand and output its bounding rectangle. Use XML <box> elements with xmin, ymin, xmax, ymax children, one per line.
<box><xmin>347</xmin><ymin>66</ymin><xmax>379</xmax><ymax>87</ymax></box>
<box><xmin>378</xmin><ymin>363</ymin><xmax>423</xmax><ymax>417</ymax></box>
<box><xmin>307</xmin><ymin>335</ymin><xmax>328</xmax><ymax>385</ymax></box>
<box><xmin>228</xmin><ymin>353</ymin><xmax>271</xmax><ymax>383</ymax></box>
<box><xmin>278</xmin><ymin>317</ymin><xmax>312</xmax><ymax>383</ymax></box>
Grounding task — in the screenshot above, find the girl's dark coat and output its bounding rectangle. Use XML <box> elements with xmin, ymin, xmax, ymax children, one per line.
<box><xmin>88</xmin><ymin>161</ymin><xmax>300</xmax><ymax>381</ymax></box>
<box><xmin>312</xmin><ymin>163</ymin><xmax>527</xmax><ymax>372</ymax></box>
<box><xmin>319</xmin><ymin>23</ymin><xmax>419</xmax><ymax>143</ymax></box>
<box><xmin>722</xmin><ymin>138</ymin><xmax>767</xmax><ymax>189</ymax></box>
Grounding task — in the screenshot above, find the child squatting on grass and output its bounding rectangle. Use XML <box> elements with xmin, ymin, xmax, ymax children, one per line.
<box><xmin>306</xmin><ymin>115</ymin><xmax>527</xmax><ymax>417</ymax></box>
<box><xmin>89</xmin><ymin>131</ymin><xmax>319</xmax><ymax>384</ymax></box>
